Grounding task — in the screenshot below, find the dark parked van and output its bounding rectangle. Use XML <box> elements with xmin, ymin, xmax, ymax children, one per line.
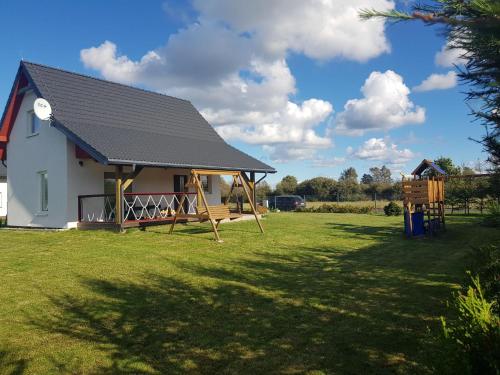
<box><xmin>269</xmin><ymin>195</ymin><xmax>305</xmax><ymax>211</ymax></box>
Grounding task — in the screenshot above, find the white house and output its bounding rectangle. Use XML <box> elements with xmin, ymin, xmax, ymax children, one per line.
<box><xmin>0</xmin><ymin>164</ymin><xmax>6</xmax><ymax>217</ymax></box>
<box><xmin>0</xmin><ymin>61</ymin><xmax>275</xmax><ymax>229</ymax></box>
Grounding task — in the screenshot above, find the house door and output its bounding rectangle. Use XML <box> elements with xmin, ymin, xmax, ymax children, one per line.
<box><xmin>173</xmin><ymin>175</ymin><xmax>188</xmax><ymax>212</ymax></box>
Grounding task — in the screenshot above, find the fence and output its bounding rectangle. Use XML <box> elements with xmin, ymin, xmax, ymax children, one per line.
<box><xmin>78</xmin><ymin>192</ymin><xmax>198</xmax><ymax>223</ymax></box>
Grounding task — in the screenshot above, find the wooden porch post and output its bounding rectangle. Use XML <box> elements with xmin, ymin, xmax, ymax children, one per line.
<box><xmin>250</xmin><ymin>172</ymin><xmax>256</xmax><ymax>208</ymax></box>
<box><xmin>115</xmin><ymin>165</ymin><xmax>124</xmax><ymax>231</ymax></box>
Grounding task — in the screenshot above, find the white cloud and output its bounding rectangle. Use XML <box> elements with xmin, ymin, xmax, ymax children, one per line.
<box><xmin>81</xmin><ymin>0</ymin><xmax>397</xmax><ymax>162</ymax></box>
<box><xmin>413</xmin><ymin>71</ymin><xmax>457</xmax><ymax>92</ymax></box>
<box><xmin>263</xmin><ymin>145</ymin><xmax>319</xmax><ymax>163</ymax></box>
<box><xmin>312</xmin><ymin>157</ymin><xmax>346</xmax><ymax>168</ymax></box>
<box><xmin>335</xmin><ymin>70</ymin><xmax>425</xmax><ymax>136</ymax></box>
<box><xmin>435</xmin><ymin>41</ymin><xmax>467</xmax><ymax>68</ymax></box>
<box><xmin>81</xmin><ymin>41</ymin><xmax>161</xmax><ymax>85</ymax></box>
<box><xmin>193</xmin><ymin>0</ymin><xmax>394</xmax><ymax>62</ymax></box>
<box><xmin>349</xmin><ymin>137</ymin><xmax>415</xmax><ymax>166</ymax></box>
<box><xmin>215</xmin><ymin>99</ymin><xmax>333</xmax><ymax>146</ymax></box>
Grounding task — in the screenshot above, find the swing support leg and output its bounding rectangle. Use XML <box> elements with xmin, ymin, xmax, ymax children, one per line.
<box><xmin>239</xmin><ymin>172</ymin><xmax>264</xmax><ymax>233</ymax></box>
<box><xmin>193</xmin><ymin>172</ymin><xmax>222</xmax><ymax>242</ymax></box>
<box><xmin>169</xmin><ymin>193</ymin><xmax>187</xmax><ymax>235</ymax></box>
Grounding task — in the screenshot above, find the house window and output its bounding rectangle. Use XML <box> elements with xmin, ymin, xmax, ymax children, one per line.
<box><xmin>28</xmin><ymin>111</ymin><xmax>42</xmax><ymax>136</ymax></box>
<box><xmin>200</xmin><ymin>175</ymin><xmax>211</xmax><ymax>193</ymax></box>
<box><xmin>39</xmin><ymin>171</ymin><xmax>48</xmax><ymax>212</ymax></box>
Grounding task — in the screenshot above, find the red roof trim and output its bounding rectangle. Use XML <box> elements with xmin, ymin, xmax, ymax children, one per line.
<box><xmin>75</xmin><ymin>145</ymin><xmax>92</xmax><ymax>159</ymax></box>
<box><xmin>0</xmin><ymin>71</ymin><xmax>28</xmax><ymax>159</ymax></box>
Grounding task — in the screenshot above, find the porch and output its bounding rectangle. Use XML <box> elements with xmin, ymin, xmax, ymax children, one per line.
<box><xmin>76</xmin><ymin>166</ymin><xmax>263</xmax><ymax>241</ymax></box>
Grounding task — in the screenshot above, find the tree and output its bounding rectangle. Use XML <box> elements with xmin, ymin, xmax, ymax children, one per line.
<box><xmin>338</xmin><ymin>167</ymin><xmax>360</xmax><ymax>201</ymax></box>
<box><xmin>424</xmin><ymin>156</ymin><xmax>461</xmax><ymax>177</ymax></box>
<box><xmin>361</xmin><ymin>1</ymin><xmax>500</xmax><ymax>167</ymax></box>
<box><xmin>255</xmin><ymin>181</ymin><xmax>272</xmax><ymax>201</ymax></box>
<box><xmin>339</xmin><ymin>167</ymin><xmax>358</xmax><ymax>182</ymax></box>
<box><xmin>369</xmin><ymin>165</ymin><xmax>392</xmax><ymax>184</ymax></box>
<box><xmin>275</xmin><ymin>175</ymin><xmax>298</xmax><ymax>195</ymax></box>
<box><xmin>296</xmin><ymin>177</ymin><xmax>337</xmax><ymax>201</ymax></box>
<box><xmin>361</xmin><ymin>173</ymin><xmax>374</xmax><ymax>185</ymax></box>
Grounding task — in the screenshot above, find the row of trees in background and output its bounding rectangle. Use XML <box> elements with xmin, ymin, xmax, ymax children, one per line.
<box><xmin>272</xmin><ymin>165</ymin><xmax>400</xmax><ymax>202</ymax></box>
<box><xmin>256</xmin><ymin>157</ymin><xmax>500</xmax><ymax>213</ymax></box>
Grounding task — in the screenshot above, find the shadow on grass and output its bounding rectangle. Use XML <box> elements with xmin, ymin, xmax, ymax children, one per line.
<box><xmin>0</xmin><ymin>350</ymin><xmax>28</xmax><ymax>375</ymax></box>
<box><xmin>26</xmin><ymin>220</ymin><xmax>482</xmax><ymax>374</ymax></box>
<box><xmin>145</xmin><ymin>221</ymin><xmax>262</xmax><ymax>238</ymax></box>
<box><xmin>326</xmin><ymin>222</ymin><xmax>402</xmax><ymax>240</ymax></box>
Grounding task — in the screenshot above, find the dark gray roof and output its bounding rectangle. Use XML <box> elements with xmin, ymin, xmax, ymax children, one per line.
<box><xmin>19</xmin><ymin>61</ymin><xmax>275</xmax><ymax>173</ymax></box>
<box><xmin>412</xmin><ymin>159</ymin><xmax>446</xmax><ymax>176</ymax></box>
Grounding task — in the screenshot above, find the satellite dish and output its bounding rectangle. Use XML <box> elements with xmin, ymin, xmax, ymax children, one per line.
<box><xmin>33</xmin><ymin>98</ymin><xmax>52</xmax><ymax>121</ymax></box>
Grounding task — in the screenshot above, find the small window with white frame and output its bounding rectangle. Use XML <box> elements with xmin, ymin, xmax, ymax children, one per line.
<box><xmin>27</xmin><ymin>110</ymin><xmax>42</xmax><ymax>136</ymax></box>
<box><xmin>39</xmin><ymin>171</ymin><xmax>48</xmax><ymax>212</ymax></box>
<box><xmin>200</xmin><ymin>175</ymin><xmax>212</xmax><ymax>193</ymax></box>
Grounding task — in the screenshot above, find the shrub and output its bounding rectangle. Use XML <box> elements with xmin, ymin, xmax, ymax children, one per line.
<box><xmin>296</xmin><ymin>204</ymin><xmax>373</xmax><ymax>214</ymax></box>
<box><xmin>483</xmin><ymin>202</ymin><xmax>500</xmax><ymax>228</ymax></box>
<box><xmin>437</xmin><ymin>276</ymin><xmax>500</xmax><ymax>375</ymax></box>
<box><xmin>383</xmin><ymin>201</ymin><xmax>402</xmax><ymax>216</ymax></box>
<box><xmin>469</xmin><ymin>244</ymin><xmax>500</xmax><ymax>314</ymax></box>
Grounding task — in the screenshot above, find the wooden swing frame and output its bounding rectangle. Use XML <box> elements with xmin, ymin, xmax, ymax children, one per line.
<box><xmin>168</xmin><ymin>169</ymin><xmax>264</xmax><ymax>242</ymax></box>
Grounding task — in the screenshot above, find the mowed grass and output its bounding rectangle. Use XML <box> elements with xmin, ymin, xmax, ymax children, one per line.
<box><xmin>0</xmin><ymin>214</ymin><xmax>498</xmax><ymax>374</ymax></box>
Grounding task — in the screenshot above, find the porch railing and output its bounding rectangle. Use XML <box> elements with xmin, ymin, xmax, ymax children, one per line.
<box><xmin>78</xmin><ymin>192</ymin><xmax>198</xmax><ymax>223</ymax></box>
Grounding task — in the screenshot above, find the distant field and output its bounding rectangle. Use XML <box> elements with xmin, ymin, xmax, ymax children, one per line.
<box><xmin>305</xmin><ymin>200</ymin><xmax>392</xmax><ymax>209</ymax></box>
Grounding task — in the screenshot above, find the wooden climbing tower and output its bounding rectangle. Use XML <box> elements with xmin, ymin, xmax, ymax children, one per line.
<box><xmin>402</xmin><ymin>159</ymin><xmax>446</xmax><ymax>237</ymax></box>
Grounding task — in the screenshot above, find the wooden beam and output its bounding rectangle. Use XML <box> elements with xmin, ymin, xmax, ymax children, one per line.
<box><xmin>238</xmin><ymin>172</ymin><xmax>264</xmax><ymax>233</ymax></box>
<box><xmin>241</xmin><ymin>172</ymin><xmax>256</xmax><ymax>209</ymax></box>
<box><xmin>191</xmin><ymin>169</ymin><xmax>240</xmax><ymax>176</ymax></box>
<box><xmin>122</xmin><ymin>166</ymin><xmax>144</xmax><ymax>191</ymax></box>
<box><xmin>169</xmin><ymin>191</ymin><xmax>188</xmax><ymax>235</ymax></box>
<box><xmin>115</xmin><ymin>165</ymin><xmax>124</xmax><ymax>230</ymax></box>
<box><xmin>193</xmin><ymin>172</ymin><xmax>221</xmax><ymax>242</ymax></box>
<box><xmin>250</xmin><ymin>172</ymin><xmax>256</xmax><ymax>208</ymax></box>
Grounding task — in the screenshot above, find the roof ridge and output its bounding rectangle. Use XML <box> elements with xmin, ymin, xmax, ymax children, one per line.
<box><xmin>21</xmin><ymin>60</ymin><xmax>192</xmax><ymax>104</ymax></box>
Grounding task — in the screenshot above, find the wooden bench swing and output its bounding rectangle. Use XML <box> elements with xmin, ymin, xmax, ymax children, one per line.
<box><xmin>169</xmin><ymin>169</ymin><xmax>264</xmax><ymax>242</ymax></box>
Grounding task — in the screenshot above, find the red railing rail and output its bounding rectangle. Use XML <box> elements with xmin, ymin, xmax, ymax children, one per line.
<box><xmin>123</xmin><ymin>192</ymin><xmax>197</xmax><ymax>196</ymax></box>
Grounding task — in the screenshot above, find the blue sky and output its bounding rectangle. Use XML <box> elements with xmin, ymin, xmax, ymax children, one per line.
<box><xmin>0</xmin><ymin>0</ymin><xmax>486</xmax><ymax>185</ymax></box>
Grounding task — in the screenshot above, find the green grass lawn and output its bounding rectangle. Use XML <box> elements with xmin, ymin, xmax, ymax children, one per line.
<box><xmin>0</xmin><ymin>214</ymin><xmax>498</xmax><ymax>374</ymax></box>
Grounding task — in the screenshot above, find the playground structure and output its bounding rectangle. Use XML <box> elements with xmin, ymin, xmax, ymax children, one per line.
<box><xmin>402</xmin><ymin>160</ymin><xmax>446</xmax><ymax>237</ymax></box>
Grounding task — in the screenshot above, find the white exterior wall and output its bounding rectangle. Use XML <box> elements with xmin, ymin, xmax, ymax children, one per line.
<box><xmin>131</xmin><ymin>169</ymin><xmax>221</xmax><ymax>205</ymax></box>
<box><xmin>0</xmin><ymin>180</ymin><xmax>7</xmax><ymax>217</ymax></box>
<box><xmin>6</xmin><ymin>93</ymin><xmax>222</xmax><ymax>228</ymax></box>
<box><xmin>204</xmin><ymin>175</ymin><xmax>221</xmax><ymax>206</ymax></box>
<box><xmin>7</xmin><ymin>92</ymin><xmax>70</xmax><ymax>228</ymax></box>
<box><xmin>0</xmin><ymin>163</ymin><xmax>6</xmax><ymax>217</ymax></box>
